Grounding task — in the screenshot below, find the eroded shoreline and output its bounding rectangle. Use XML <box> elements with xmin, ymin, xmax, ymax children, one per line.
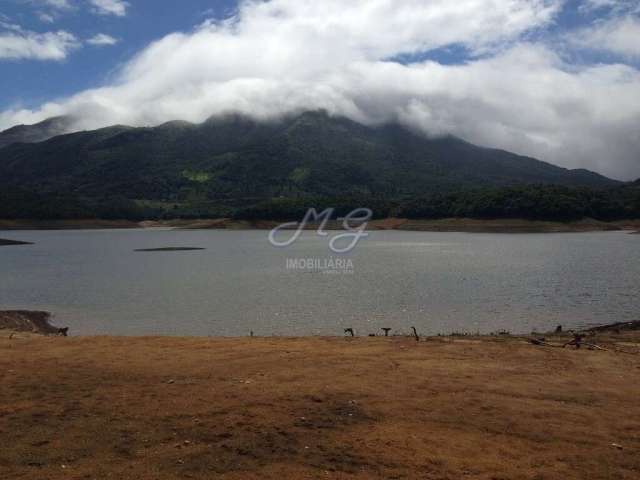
<box><xmin>2</xmin><ymin>309</ymin><xmax>638</xmax><ymax>339</ymax></box>
<box><xmin>1</xmin><ymin>217</ymin><xmax>639</xmax><ymax>233</ymax></box>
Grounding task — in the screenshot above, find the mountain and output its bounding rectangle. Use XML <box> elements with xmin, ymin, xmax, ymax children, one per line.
<box><xmin>0</xmin><ymin>116</ymin><xmax>73</xmax><ymax>149</ymax></box>
<box><xmin>0</xmin><ymin>111</ymin><xmax>618</xmax><ymax>208</ymax></box>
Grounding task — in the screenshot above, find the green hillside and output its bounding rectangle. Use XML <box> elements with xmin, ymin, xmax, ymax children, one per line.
<box><xmin>0</xmin><ymin>111</ymin><xmax>629</xmax><ymax>220</ymax></box>
<box><xmin>0</xmin><ymin>116</ymin><xmax>73</xmax><ymax>149</ymax></box>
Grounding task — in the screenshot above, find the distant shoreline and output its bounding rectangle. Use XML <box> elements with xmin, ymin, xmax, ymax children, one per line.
<box><xmin>2</xmin><ymin>309</ymin><xmax>638</xmax><ymax>338</ymax></box>
<box><xmin>1</xmin><ymin>217</ymin><xmax>639</xmax><ymax>233</ymax></box>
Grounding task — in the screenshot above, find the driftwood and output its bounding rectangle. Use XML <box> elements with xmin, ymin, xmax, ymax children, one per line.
<box><xmin>411</xmin><ymin>327</ymin><xmax>420</xmax><ymax>342</ymax></box>
<box><xmin>528</xmin><ymin>336</ymin><xmax>610</xmax><ymax>352</ymax></box>
<box><xmin>524</xmin><ymin>320</ymin><xmax>640</xmax><ymax>354</ymax></box>
<box><xmin>528</xmin><ymin>338</ymin><xmax>564</xmax><ymax>348</ymax></box>
<box><xmin>564</xmin><ymin>334</ymin><xmax>585</xmax><ymax>349</ymax></box>
<box><xmin>528</xmin><ymin>337</ymin><xmax>639</xmax><ymax>354</ymax></box>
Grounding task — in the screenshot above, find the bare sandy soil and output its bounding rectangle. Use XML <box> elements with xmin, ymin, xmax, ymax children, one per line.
<box><xmin>1</xmin><ymin>332</ymin><xmax>639</xmax><ymax>479</ymax></box>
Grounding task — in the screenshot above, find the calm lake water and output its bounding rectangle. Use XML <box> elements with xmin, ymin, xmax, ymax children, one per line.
<box><xmin>1</xmin><ymin>229</ymin><xmax>638</xmax><ymax>336</ymax></box>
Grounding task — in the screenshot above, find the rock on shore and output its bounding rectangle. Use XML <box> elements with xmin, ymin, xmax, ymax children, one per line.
<box><xmin>0</xmin><ymin>310</ymin><xmax>65</xmax><ymax>335</ymax></box>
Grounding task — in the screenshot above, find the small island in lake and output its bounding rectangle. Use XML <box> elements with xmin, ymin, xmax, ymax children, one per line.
<box><xmin>0</xmin><ymin>238</ymin><xmax>33</xmax><ymax>246</ymax></box>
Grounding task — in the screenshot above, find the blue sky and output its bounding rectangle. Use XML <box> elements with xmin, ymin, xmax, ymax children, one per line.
<box><xmin>0</xmin><ymin>0</ymin><xmax>238</xmax><ymax>110</ymax></box>
<box><xmin>1</xmin><ymin>1</ymin><xmax>639</xmax><ymax>179</ymax></box>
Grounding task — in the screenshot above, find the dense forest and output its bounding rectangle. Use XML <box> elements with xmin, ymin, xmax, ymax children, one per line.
<box><xmin>1</xmin><ymin>112</ymin><xmax>637</xmax><ymax>223</ymax></box>
<box><xmin>2</xmin><ymin>184</ymin><xmax>639</xmax><ymax>222</ymax></box>
<box><xmin>0</xmin><ymin>112</ymin><xmax>618</xmax><ymax>202</ymax></box>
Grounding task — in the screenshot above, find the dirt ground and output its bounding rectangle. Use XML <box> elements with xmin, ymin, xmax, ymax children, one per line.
<box><xmin>1</xmin><ymin>333</ymin><xmax>639</xmax><ymax>480</ymax></box>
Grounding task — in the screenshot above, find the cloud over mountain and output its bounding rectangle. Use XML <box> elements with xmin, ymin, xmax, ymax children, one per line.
<box><xmin>1</xmin><ymin>0</ymin><xmax>639</xmax><ymax>179</ymax></box>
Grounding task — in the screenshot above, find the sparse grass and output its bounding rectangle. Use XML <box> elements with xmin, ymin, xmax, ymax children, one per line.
<box><xmin>1</xmin><ymin>333</ymin><xmax>639</xmax><ymax>479</ymax></box>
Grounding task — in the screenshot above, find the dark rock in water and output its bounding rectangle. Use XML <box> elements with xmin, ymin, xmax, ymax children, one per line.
<box><xmin>134</xmin><ymin>247</ymin><xmax>206</xmax><ymax>252</ymax></box>
<box><xmin>0</xmin><ymin>238</ymin><xmax>33</xmax><ymax>246</ymax></box>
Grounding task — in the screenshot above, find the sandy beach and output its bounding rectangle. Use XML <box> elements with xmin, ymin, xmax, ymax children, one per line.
<box><xmin>1</xmin><ymin>320</ymin><xmax>639</xmax><ymax>480</ymax></box>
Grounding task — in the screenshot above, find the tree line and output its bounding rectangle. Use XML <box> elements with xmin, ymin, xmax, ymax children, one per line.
<box><xmin>1</xmin><ymin>184</ymin><xmax>639</xmax><ymax>222</ymax></box>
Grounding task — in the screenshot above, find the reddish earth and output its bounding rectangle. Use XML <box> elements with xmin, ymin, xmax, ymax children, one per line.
<box><xmin>1</xmin><ymin>331</ymin><xmax>639</xmax><ymax>479</ymax></box>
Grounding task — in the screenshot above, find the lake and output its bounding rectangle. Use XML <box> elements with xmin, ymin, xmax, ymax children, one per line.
<box><xmin>1</xmin><ymin>229</ymin><xmax>638</xmax><ymax>336</ymax></box>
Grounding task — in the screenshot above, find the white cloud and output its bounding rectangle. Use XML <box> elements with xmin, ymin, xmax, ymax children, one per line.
<box><xmin>580</xmin><ymin>0</ymin><xmax>640</xmax><ymax>14</ymax></box>
<box><xmin>89</xmin><ymin>0</ymin><xmax>129</xmax><ymax>17</ymax></box>
<box><xmin>582</xmin><ymin>0</ymin><xmax>620</xmax><ymax>9</ymax></box>
<box><xmin>37</xmin><ymin>12</ymin><xmax>57</xmax><ymax>23</ymax></box>
<box><xmin>570</xmin><ymin>17</ymin><xmax>640</xmax><ymax>59</ymax></box>
<box><xmin>1</xmin><ymin>0</ymin><xmax>640</xmax><ymax>179</ymax></box>
<box><xmin>31</xmin><ymin>1</ymin><xmax>73</xmax><ymax>23</ymax></box>
<box><xmin>0</xmin><ymin>25</ymin><xmax>79</xmax><ymax>60</ymax></box>
<box><xmin>42</xmin><ymin>0</ymin><xmax>72</xmax><ymax>9</ymax></box>
<box><xmin>87</xmin><ymin>33</ymin><xmax>119</xmax><ymax>46</ymax></box>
